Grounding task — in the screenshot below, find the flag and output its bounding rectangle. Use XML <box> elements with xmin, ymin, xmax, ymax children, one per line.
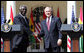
<box><xmin>1</xmin><ymin>38</ymin><xmax>4</xmax><ymax>52</ymax></box>
<box><xmin>43</xmin><ymin>11</ymin><xmax>46</xmax><ymax>19</ymax></box>
<box><xmin>67</xmin><ymin>1</ymin><xmax>76</xmax><ymax>52</ymax></box>
<box><xmin>29</xmin><ymin>8</ymin><xmax>41</xmax><ymax>42</ymax></box>
<box><xmin>78</xmin><ymin>7</ymin><xmax>83</xmax><ymax>24</ymax></box>
<box><xmin>29</xmin><ymin>8</ymin><xmax>34</xmax><ymax>32</ymax></box>
<box><xmin>79</xmin><ymin>36</ymin><xmax>83</xmax><ymax>52</ymax></box>
<box><xmin>35</xmin><ymin>11</ymin><xmax>42</xmax><ymax>42</ymax></box>
<box><xmin>35</xmin><ymin>22</ymin><xmax>42</xmax><ymax>42</ymax></box>
<box><xmin>1</xmin><ymin>6</ymin><xmax>5</xmax><ymax>52</ymax></box>
<box><xmin>29</xmin><ymin>8</ymin><xmax>36</xmax><ymax>44</ymax></box>
<box><xmin>6</xmin><ymin>1</ymin><xmax>16</xmax><ymax>25</ymax></box>
<box><xmin>57</xmin><ymin>7</ymin><xmax>60</xmax><ymax>18</ymax></box>
<box><xmin>1</xmin><ymin>6</ymin><xmax>5</xmax><ymax>25</ymax></box>
<box><xmin>9</xmin><ymin>6</ymin><xmax>14</xmax><ymax>25</ymax></box>
<box><xmin>71</xmin><ymin>6</ymin><xmax>75</xmax><ymax>24</ymax></box>
<box><xmin>67</xmin><ymin>35</ymin><xmax>71</xmax><ymax>52</ymax></box>
<box><xmin>78</xmin><ymin>7</ymin><xmax>83</xmax><ymax>52</ymax></box>
<box><xmin>57</xmin><ymin>7</ymin><xmax>62</xmax><ymax>23</ymax></box>
<box><xmin>34</xmin><ymin>16</ymin><xmax>42</xmax><ymax>49</ymax></box>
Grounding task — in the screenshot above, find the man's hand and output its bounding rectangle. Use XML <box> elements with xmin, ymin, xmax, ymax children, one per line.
<box><xmin>57</xmin><ymin>39</ymin><xmax>62</xmax><ymax>46</ymax></box>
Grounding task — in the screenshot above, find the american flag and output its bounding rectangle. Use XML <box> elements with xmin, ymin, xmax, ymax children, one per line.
<box><xmin>71</xmin><ymin>5</ymin><xmax>75</xmax><ymax>24</ymax></box>
<box><xmin>1</xmin><ymin>6</ymin><xmax>5</xmax><ymax>52</ymax></box>
<box><xmin>34</xmin><ymin>22</ymin><xmax>42</xmax><ymax>42</ymax></box>
<box><xmin>67</xmin><ymin>5</ymin><xmax>75</xmax><ymax>52</ymax></box>
<box><xmin>1</xmin><ymin>37</ymin><xmax>4</xmax><ymax>52</ymax></box>
<box><xmin>1</xmin><ymin>38</ymin><xmax>3</xmax><ymax>48</ymax></box>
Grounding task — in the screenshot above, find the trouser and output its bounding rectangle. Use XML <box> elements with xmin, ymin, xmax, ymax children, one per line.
<box><xmin>12</xmin><ymin>36</ymin><xmax>29</xmax><ymax>52</ymax></box>
<box><xmin>45</xmin><ymin>43</ymin><xmax>60</xmax><ymax>52</ymax></box>
<box><xmin>12</xmin><ymin>42</ymin><xmax>28</xmax><ymax>52</ymax></box>
<box><xmin>12</xmin><ymin>47</ymin><xmax>27</xmax><ymax>52</ymax></box>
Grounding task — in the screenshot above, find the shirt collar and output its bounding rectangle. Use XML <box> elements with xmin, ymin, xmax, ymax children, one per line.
<box><xmin>46</xmin><ymin>15</ymin><xmax>52</xmax><ymax>22</ymax></box>
<box><xmin>19</xmin><ymin>13</ymin><xmax>26</xmax><ymax>19</ymax></box>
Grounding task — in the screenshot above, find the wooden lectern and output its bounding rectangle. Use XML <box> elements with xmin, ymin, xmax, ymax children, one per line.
<box><xmin>1</xmin><ymin>24</ymin><xmax>22</xmax><ymax>52</ymax></box>
<box><xmin>60</xmin><ymin>23</ymin><xmax>83</xmax><ymax>52</ymax></box>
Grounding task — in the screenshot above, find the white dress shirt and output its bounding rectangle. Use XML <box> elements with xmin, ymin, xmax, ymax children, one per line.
<box><xmin>46</xmin><ymin>15</ymin><xmax>52</xmax><ymax>25</ymax></box>
<box><xmin>19</xmin><ymin>13</ymin><xmax>26</xmax><ymax>19</ymax></box>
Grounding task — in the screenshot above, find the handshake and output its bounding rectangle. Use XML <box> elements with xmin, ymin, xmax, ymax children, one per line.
<box><xmin>33</xmin><ymin>32</ymin><xmax>42</xmax><ymax>42</ymax></box>
<box><xmin>33</xmin><ymin>32</ymin><xmax>39</xmax><ymax>37</ymax></box>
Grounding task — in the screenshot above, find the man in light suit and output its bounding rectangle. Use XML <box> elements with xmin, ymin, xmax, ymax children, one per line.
<box><xmin>12</xmin><ymin>5</ymin><xmax>34</xmax><ymax>52</ymax></box>
<box><xmin>35</xmin><ymin>7</ymin><xmax>62</xmax><ymax>52</ymax></box>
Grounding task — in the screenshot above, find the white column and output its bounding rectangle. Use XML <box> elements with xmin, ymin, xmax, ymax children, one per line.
<box><xmin>6</xmin><ymin>1</ymin><xmax>16</xmax><ymax>23</ymax></box>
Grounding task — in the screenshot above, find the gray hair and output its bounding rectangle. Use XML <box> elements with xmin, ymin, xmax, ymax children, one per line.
<box><xmin>44</xmin><ymin>7</ymin><xmax>53</xmax><ymax>12</ymax></box>
<box><xmin>19</xmin><ymin>5</ymin><xmax>27</xmax><ymax>10</ymax></box>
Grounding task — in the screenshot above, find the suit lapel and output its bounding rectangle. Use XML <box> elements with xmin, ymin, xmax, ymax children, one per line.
<box><xmin>19</xmin><ymin>14</ymin><xmax>27</xmax><ymax>25</ymax></box>
<box><xmin>25</xmin><ymin>17</ymin><xmax>28</xmax><ymax>24</ymax></box>
<box><xmin>49</xmin><ymin>16</ymin><xmax>54</xmax><ymax>32</ymax></box>
<box><xmin>44</xmin><ymin>16</ymin><xmax>54</xmax><ymax>32</ymax></box>
<box><xmin>44</xmin><ymin>19</ymin><xmax>49</xmax><ymax>32</ymax></box>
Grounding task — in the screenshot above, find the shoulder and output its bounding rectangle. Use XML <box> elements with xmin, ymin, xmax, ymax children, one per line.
<box><xmin>14</xmin><ymin>14</ymin><xmax>22</xmax><ymax>19</ymax></box>
<box><xmin>40</xmin><ymin>19</ymin><xmax>46</xmax><ymax>25</ymax></box>
<box><xmin>41</xmin><ymin>19</ymin><xmax>46</xmax><ymax>23</ymax></box>
<box><xmin>52</xmin><ymin>16</ymin><xmax>60</xmax><ymax>21</ymax></box>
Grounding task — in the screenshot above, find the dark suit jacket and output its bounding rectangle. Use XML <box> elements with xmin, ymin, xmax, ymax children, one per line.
<box><xmin>12</xmin><ymin>14</ymin><xmax>32</xmax><ymax>49</ymax></box>
<box><xmin>38</xmin><ymin>16</ymin><xmax>62</xmax><ymax>49</ymax></box>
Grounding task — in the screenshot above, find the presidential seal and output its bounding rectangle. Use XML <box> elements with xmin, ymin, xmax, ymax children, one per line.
<box><xmin>71</xmin><ymin>22</ymin><xmax>80</xmax><ymax>32</ymax></box>
<box><xmin>1</xmin><ymin>23</ymin><xmax>11</xmax><ymax>33</ymax></box>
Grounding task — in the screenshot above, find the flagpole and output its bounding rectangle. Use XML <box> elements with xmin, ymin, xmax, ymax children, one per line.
<box><xmin>67</xmin><ymin>1</ymin><xmax>76</xmax><ymax>52</ymax></box>
<box><xmin>6</xmin><ymin>1</ymin><xmax>16</xmax><ymax>24</ymax></box>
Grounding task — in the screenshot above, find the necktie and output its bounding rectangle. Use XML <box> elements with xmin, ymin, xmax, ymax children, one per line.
<box><xmin>47</xmin><ymin>18</ymin><xmax>50</xmax><ymax>31</ymax></box>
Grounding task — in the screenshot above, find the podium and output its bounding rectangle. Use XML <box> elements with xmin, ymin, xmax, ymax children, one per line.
<box><xmin>1</xmin><ymin>24</ymin><xmax>22</xmax><ymax>52</ymax></box>
<box><xmin>60</xmin><ymin>24</ymin><xmax>83</xmax><ymax>52</ymax></box>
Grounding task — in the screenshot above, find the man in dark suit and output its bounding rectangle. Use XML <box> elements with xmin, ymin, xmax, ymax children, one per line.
<box><xmin>35</xmin><ymin>7</ymin><xmax>62</xmax><ymax>52</ymax></box>
<box><xmin>12</xmin><ymin>5</ymin><xmax>33</xmax><ymax>52</ymax></box>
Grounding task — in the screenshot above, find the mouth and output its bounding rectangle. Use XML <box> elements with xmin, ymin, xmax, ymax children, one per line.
<box><xmin>47</xmin><ymin>14</ymin><xmax>50</xmax><ymax>16</ymax></box>
<box><xmin>22</xmin><ymin>12</ymin><xmax>26</xmax><ymax>15</ymax></box>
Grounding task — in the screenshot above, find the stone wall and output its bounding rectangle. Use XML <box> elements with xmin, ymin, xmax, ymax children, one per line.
<box><xmin>1</xmin><ymin>1</ymin><xmax>83</xmax><ymax>23</ymax></box>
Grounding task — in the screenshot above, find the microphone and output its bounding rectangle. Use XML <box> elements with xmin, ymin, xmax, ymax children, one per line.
<box><xmin>72</xmin><ymin>18</ymin><xmax>75</xmax><ymax>23</ymax></box>
<box><xmin>6</xmin><ymin>19</ymin><xmax>10</xmax><ymax>23</ymax></box>
<box><xmin>4</xmin><ymin>19</ymin><xmax>6</xmax><ymax>23</ymax></box>
<box><xmin>8</xmin><ymin>19</ymin><xmax>10</xmax><ymax>23</ymax></box>
<box><xmin>75</xmin><ymin>18</ymin><xmax>79</xmax><ymax>22</ymax></box>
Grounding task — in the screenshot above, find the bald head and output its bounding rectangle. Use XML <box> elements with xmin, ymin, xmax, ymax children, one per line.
<box><xmin>19</xmin><ymin>5</ymin><xmax>27</xmax><ymax>10</ymax></box>
<box><xmin>19</xmin><ymin>5</ymin><xmax>27</xmax><ymax>16</ymax></box>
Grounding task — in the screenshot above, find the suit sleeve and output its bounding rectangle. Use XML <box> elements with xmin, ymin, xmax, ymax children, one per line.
<box><xmin>13</xmin><ymin>17</ymin><xmax>33</xmax><ymax>35</ymax></box>
<box><xmin>38</xmin><ymin>22</ymin><xmax>45</xmax><ymax>38</ymax></box>
<box><xmin>57</xmin><ymin>18</ymin><xmax>62</xmax><ymax>39</ymax></box>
